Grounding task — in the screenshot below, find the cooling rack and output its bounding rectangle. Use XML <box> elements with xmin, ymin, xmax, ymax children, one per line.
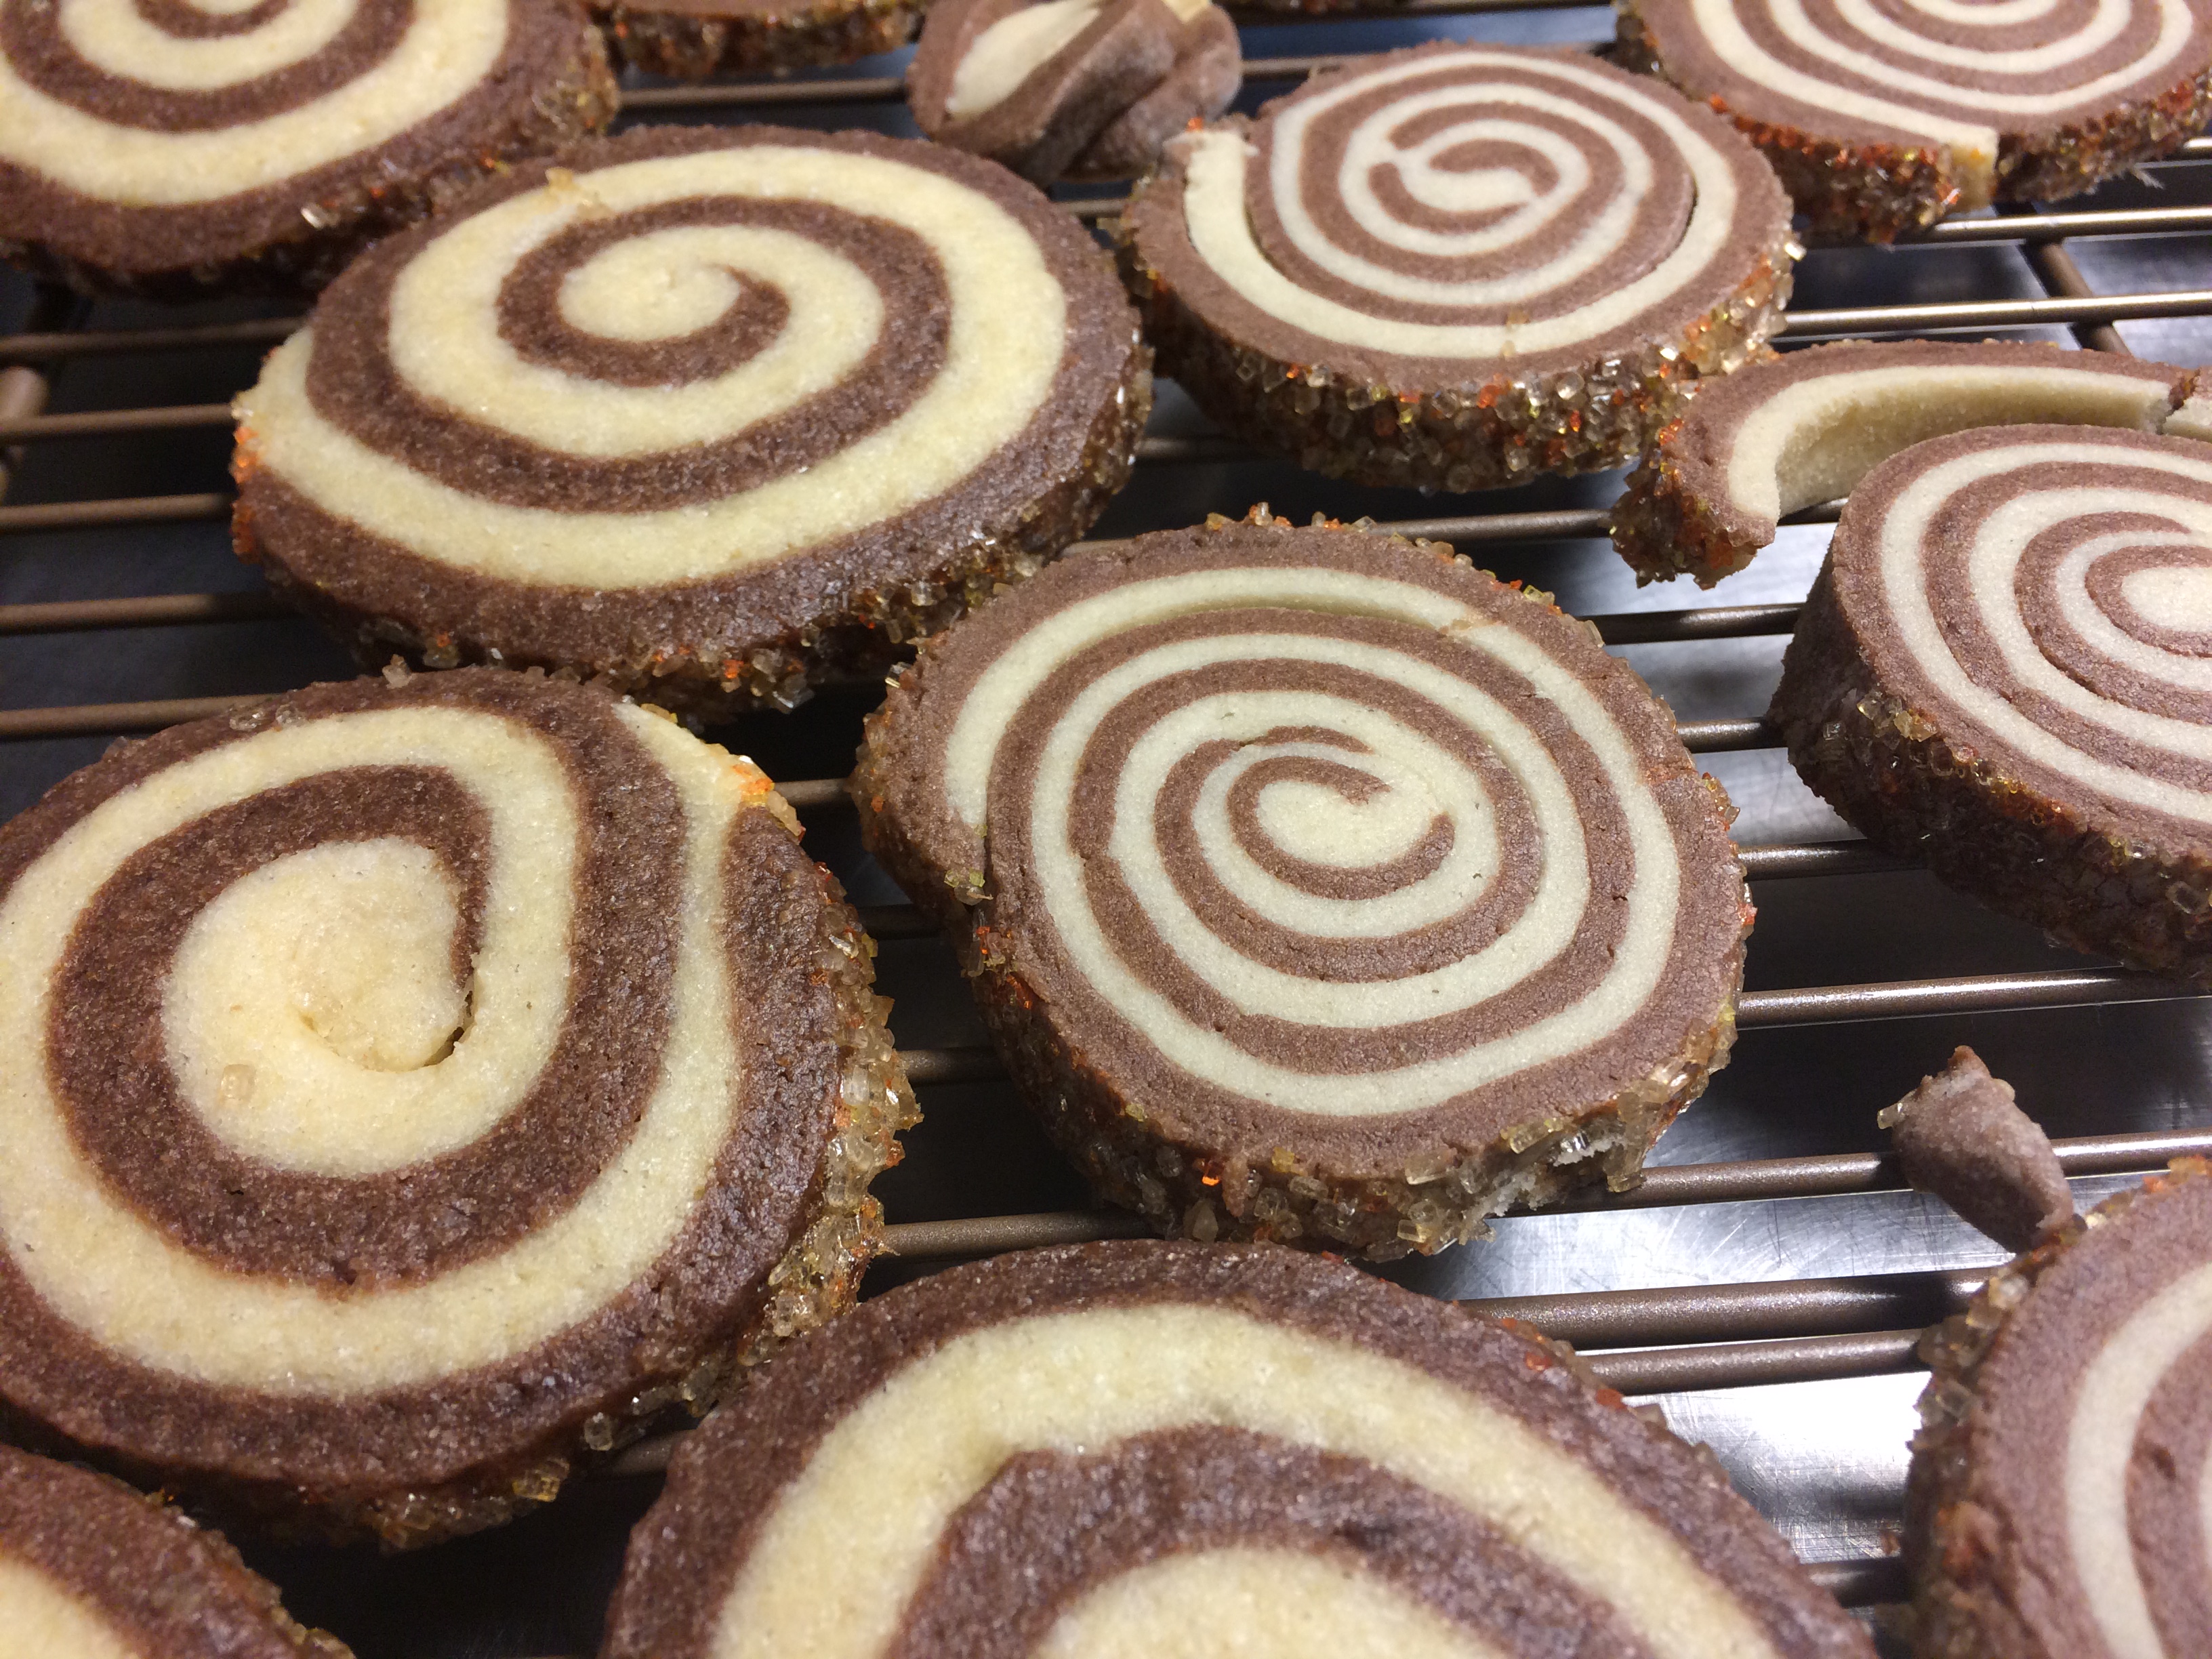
<box><xmin>3</xmin><ymin>8</ymin><xmax>2211</xmax><ymax>1653</ymax></box>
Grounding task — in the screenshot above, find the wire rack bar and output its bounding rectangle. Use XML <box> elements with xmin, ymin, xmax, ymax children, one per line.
<box><xmin>0</xmin><ymin>316</ymin><xmax>296</xmax><ymax>365</ymax></box>
<box><xmin>876</xmin><ymin>1125</ymin><xmax>2211</xmax><ymax>1261</ymax></box>
<box><xmin>0</xmin><ymin>697</ymin><xmax>1776</xmax><ymax>745</ymax></box>
<box><xmin>1916</xmin><ymin>203</ymin><xmax>2212</xmax><ymax>244</ymax></box>
<box><xmin>1781</xmin><ymin>288</ymin><xmax>2212</xmax><ymax>337</ymax></box>
<box><xmin>0</xmin><ymin>492</ymin><xmax>229</xmax><ymax>533</ymax></box>
<box><xmin>0</xmin><ymin>401</ymin><xmax>230</xmax><ymax>444</ymax></box>
<box><xmin>0</xmin><ymin>592</ymin><xmax>289</xmax><ymax>635</ymax></box>
<box><xmin>2023</xmin><ymin>239</ymin><xmax>2131</xmax><ymax>354</ymax></box>
<box><xmin>0</xmin><ymin>590</ymin><xmax>1803</xmax><ymax>642</ymax></box>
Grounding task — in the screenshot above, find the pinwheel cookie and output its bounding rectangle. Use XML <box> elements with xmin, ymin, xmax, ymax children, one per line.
<box><xmin>1618</xmin><ymin>0</ymin><xmax>2212</xmax><ymax>240</ymax></box>
<box><xmin>1771</xmin><ymin>424</ymin><xmax>2212</xmax><ymax>984</ymax></box>
<box><xmin>1118</xmin><ymin>42</ymin><xmax>1797</xmax><ymax>492</ymax></box>
<box><xmin>0</xmin><ymin>670</ymin><xmax>915</xmax><ymax>1544</ymax></box>
<box><xmin>0</xmin><ymin>0</ymin><xmax>615</xmax><ymax>295</ymax></box>
<box><xmin>854</xmin><ymin>515</ymin><xmax>1751</xmax><ymax>1257</ymax></box>
<box><xmin>232</xmin><ymin>125</ymin><xmax>1150</xmax><ymax>715</ymax></box>
<box><xmin>1613</xmin><ymin>340</ymin><xmax>2211</xmax><ymax>586</ymax></box>
<box><xmin>0</xmin><ymin>1447</ymin><xmax>346</xmax><ymax>1659</ymax></box>
<box><xmin>909</xmin><ymin>0</ymin><xmax>1240</xmax><ymax>185</ymax></box>
<box><xmin>605</xmin><ymin>1242</ymin><xmax>1877</xmax><ymax>1659</ymax></box>
<box><xmin>600</xmin><ymin>0</ymin><xmax>920</xmax><ymax>77</ymax></box>
<box><xmin>1910</xmin><ymin>1159</ymin><xmax>2212</xmax><ymax>1659</ymax></box>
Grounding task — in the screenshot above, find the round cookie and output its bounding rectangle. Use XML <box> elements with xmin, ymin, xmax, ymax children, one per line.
<box><xmin>1117</xmin><ymin>42</ymin><xmax>1797</xmax><ymax>493</ymax></box>
<box><xmin>1616</xmin><ymin>0</ymin><xmax>2212</xmax><ymax>241</ymax></box>
<box><xmin>1908</xmin><ymin>1160</ymin><xmax>2212</xmax><ymax>1659</ymax></box>
<box><xmin>603</xmin><ymin>1241</ymin><xmax>1876</xmax><ymax>1659</ymax></box>
<box><xmin>599</xmin><ymin>0</ymin><xmax>920</xmax><ymax>77</ymax></box>
<box><xmin>232</xmin><ymin>124</ymin><xmax>1151</xmax><ymax>717</ymax></box>
<box><xmin>0</xmin><ymin>1446</ymin><xmax>347</xmax><ymax>1659</ymax></box>
<box><xmin>853</xmin><ymin>514</ymin><xmax>1750</xmax><ymax>1258</ymax></box>
<box><xmin>0</xmin><ymin>668</ymin><xmax>916</xmax><ymax>1545</ymax></box>
<box><xmin>0</xmin><ymin>0</ymin><xmax>615</xmax><ymax>297</ymax></box>
<box><xmin>907</xmin><ymin>0</ymin><xmax>1240</xmax><ymax>186</ymax></box>
<box><xmin>1613</xmin><ymin>342</ymin><xmax>2209</xmax><ymax>587</ymax></box>
<box><xmin>1771</xmin><ymin>424</ymin><xmax>2212</xmax><ymax>985</ymax></box>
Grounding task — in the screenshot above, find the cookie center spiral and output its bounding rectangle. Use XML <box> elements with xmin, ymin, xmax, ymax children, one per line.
<box><xmin>165</xmin><ymin>839</ymin><xmax>499</xmax><ymax>1172</ymax></box>
<box><xmin>1175</xmin><ymin>48</ymin><xmax>1746</xmax><ymax>358</ymax></box>
<box><xmin>0</xmin><ymin>704</ymin><xmax>748</xmax><ymax>1392</ymax></box>
<box><xmin>1871</xmin><ymin>435</ymin><xmax>2212</xmax><ymax>820</ymax></box>
<box><xmin>243</xmin><ymin>144</ymin><xmax>1069</xmax><ymax>585</ymax></box>
<box><xmin>948</xmin><ymin>566</ymin><xmax>1683</xmax><ymax>1115</ymax></box>
<box><xmin>0</xmin><ymin>0</ymin><xmax>509</xmax><ymax>205</ymax></box>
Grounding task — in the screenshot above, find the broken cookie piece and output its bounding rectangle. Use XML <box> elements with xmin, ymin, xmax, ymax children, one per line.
<box><xmin>1879</xmin><ymin>1046</ymin><xmax>2072</xmax><ymax>1251</ymax></box>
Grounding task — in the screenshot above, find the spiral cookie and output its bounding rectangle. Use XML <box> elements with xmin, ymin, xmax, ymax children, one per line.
<box><xmin>1618</xmin><ymin>0</ymin><xmax>2212</xmax><ymax>240</ymax></box>
<box><xmin>0</xmin><ymin>1447</ymin><xmax>347</xmax><ymax>1659</ymax></box>
<box><xmin>600</xmin><ymin>0</ymin><xmax>919</xmax><ymax>77</ymax></box>
<box><xmin>855</xmin><ymin>515</ymin><xmax>1750</xmax><ymax>1257</ymax></box>
<box><xmin>1909</xmin><ymin>1160</ymin><xmax>2212</xmax><ymax>1659</ymax></box>
<box><xmin>232</xmin><ymin>125</ymin><xmax>1150</xmax><ymax>716</ymax></box>
<box><xmin>1773</xmin><ymin>424</ymin><xmax>2212</xmax><ymax>983</ymax></box>
<box><xmin>1117</xmin><ymin>43</ymin><xmax>1797</xmax><ymax>493</ymax></box>
<box><xmin>605</xmin><ymin>1242</ymin><xmax>1874</xmax><ymax>1659</ymax></box>
<box><xmin>0</xmin><ymin>669</ymin><xmax>916</xmax><ymax>1544</ymax></box>
<box><xmin>1614</xmin><ymin>342</ymin><xmax>2210</xmax><ymax>586</ymax></box>
<box><xmin>0</xmin><ymin>0</ymin><xmax>615</xmax><ymax>295</ymax></box>
<box><xmin>908</xmin><ymin>0</ymin><xmax>1240</xmax><ymax>186</ymax></box>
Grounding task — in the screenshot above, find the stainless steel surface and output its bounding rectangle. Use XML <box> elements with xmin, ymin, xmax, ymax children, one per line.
<box><xmin>1</xmin><ymin>9</ymin><xmax>2209</xmax><ymax>1654</ymax></box>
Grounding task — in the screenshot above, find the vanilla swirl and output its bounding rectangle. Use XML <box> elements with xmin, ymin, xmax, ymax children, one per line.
<box><xmin>605</xmin><ymin>1244</ymin><xmax>1875</xmax><ymax>1659</ymax></box>
<box><xmin>0</xmin><ymin>671</ymin><xmax>873</xmax><ymax>1515</ymax></box>
<box><xmin>0</xmin><ymin>0</ymin><xmax>547</xmax><ymax>206</ymax></box>
<box><xmin>1631</xmin><ymin>0</ymin><xmax>2212</xmax><ymax>176</ymax></box>
<box><xmin>859</xmin><ymin>523</ymin><xmax>1747</xmax><ymax>1252</ymax></box>
<box><xmin>234</xmin><ymin>125</ymin><xmax>1143</xmax><ymax>702</ymax></box>
<box><xmin>1149</xmin><ymin>44</ymin><xmax>1790</xmax><ymax>368</ymax></box>
<box><xmin>1831</xmin><ymin>426</ymin><xmax>2212</xmax><ymax>830</ymax></box>
<box><xmin>944</xmin><ymin>551</ymin><xmax>1735</xmax><ymax>1117</ymax></box>
<box><xmin>1913</xmin><ymin>1167</ymin><xmax>2212</xmax><ymax>1659</ymax></box>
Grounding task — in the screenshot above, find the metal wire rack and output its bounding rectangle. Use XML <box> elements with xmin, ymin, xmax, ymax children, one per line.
<box><xmin>3</xmin><ymin>12</ymin><xmax>2211</xmax><ymax>1654</ymax></box>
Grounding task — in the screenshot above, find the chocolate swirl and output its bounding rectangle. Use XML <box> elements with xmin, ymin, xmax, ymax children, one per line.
<box><xmin>1911</xmin><ymin>1163</ymin><xmax>2212</xmax><ymax>1659</ymax></box>
<box><xmin>0</xmin><ymin>1446</ymin><xmax>342</xmax><ymax>1659</ymax></box>
<box><xmin>605</xmin><ymin>1242</ymin><xmax>1875</xmax><ymax>1659</ymax></box>
<box><xmin>1613</xmin><ymin>342</ymin><xmax>2209</xmax><ymax>586</ymax></box>
<box><xmin>1625</xmin><ymin>0</ymin><xmax>2212</xmax><ymax>178</ymax></box>
<box><xmin>1119</xmin><ymin>43</ymin><xmax>1797</xmax><ymax>489</ymax></box>
<box><xmin>856</xmin><ymin>519</ymin><xmax>1749</xmax><ymax>1256</ymax></box>
<box><xmin>233</xmin><ymin>124</ymin><xmax>1150</xmax><ymax>713</ymax></box>
<box><xmin>0</xmin><ymin>669</ymin><xmax>912</xmax><ymax>1542</ymax></box>
<box><xmin>1772</xmin><ymin>424</ymin><xmax>2212</xmax><ymax>981</ymax></box>
<box><xmin>0</xmin><ymin>0</ymin><xmax>613</xmax><ymax>287</ymax></box>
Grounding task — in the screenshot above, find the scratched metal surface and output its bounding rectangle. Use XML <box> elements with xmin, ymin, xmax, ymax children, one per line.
<box><xmin>2</xmin><ymin>9</ymin><xmax>2210</xmax><ymax>1653</ymax></box>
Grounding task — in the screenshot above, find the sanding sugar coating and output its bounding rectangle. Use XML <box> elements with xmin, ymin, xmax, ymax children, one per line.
<box><xmin>0</xmin><ymin>669</ymin><xmax>916</xmax><ymax>1545</ymax></box>
<box><xmin>599</xmin><ymin>0</ymin><xmax>921</xmax><ymax>79</ymax></box>
<box><xmin>907</xmin><ymin>0</ymin><xmax>1241</xmax><ymax>186</ymax></box>
<box><xmin>1771</xmin><ymin>424</ymin><xmax>2212</xmax><ymax>985</ymax></box>
<box><xmin>231</xmin><ymin>125</ymin><xmax>1151</xmax><ymax>716</ymax></box>
<box><xmin>1116</xmin><ymin>42</ymin><xmax>1798</xmax><ymax>493</ymax></box>
<box><xmin>0</xmin><ymin>0</ymin><xmax>616</xmax><ymax>295</ymax></box>
<box><xmin>1612</xmin><ymin>340</ymin><xmax>2210</xmax><ymax>587</ymax></box>
<box><xmin>853</xmin><ymin>516</ymin><xmax>1751</xmax><ymax>1258</ymax></box>
<box><xmin>602</xmin><ymin>1241</ymin><xmax>1876</xmax><ymax>1659</ymax></box>
<box><xmin>1910</xmin><ymin>1161</ymin><xmax>2212</xmax><ymax>1659</ymax></box>
<box><xmin>0</xmin><ymin>1446</ymin><xmax>348</xmax><ymax>1659</ymax></box>
<box><xmin>1616</xmin><ymin>0</ymin><xmax>2212</xmax><ymax>240</ymax></box>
